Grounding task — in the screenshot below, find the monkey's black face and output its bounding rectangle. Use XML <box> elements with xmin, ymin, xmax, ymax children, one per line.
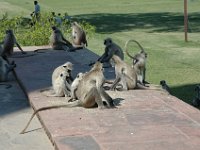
<box><xmin>6</xmin><ymin>30</ymin><xmax>12</xmax><ymax>34</ymax></box>
<box><xmin>51</xmin><ymin>26</ymin><xmax>57</xmax><ymax>31</ymax></box>
<box><xmin>160</xmin><ymin>80</ymin><xmax>166</xmax><ymax>85</ymax></box>
<box><xmin>104</xmin><ymin>38</ymin><xmax>112</xmax><ymax>45</ymax></box>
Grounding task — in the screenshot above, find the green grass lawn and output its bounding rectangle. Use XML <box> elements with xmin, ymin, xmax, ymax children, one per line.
<box><xmin>0</xmin><ymin>0</ymin><xmax>200</xmax><ymax>106</ymax></box>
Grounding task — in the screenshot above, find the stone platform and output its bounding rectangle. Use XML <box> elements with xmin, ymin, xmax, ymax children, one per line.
<box><xmin>9</xmin><ymin>46</ymin><xmax>200</xmax><ymax>150</ymax></box>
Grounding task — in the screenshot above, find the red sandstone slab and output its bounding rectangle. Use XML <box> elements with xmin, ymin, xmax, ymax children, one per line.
<box><xmin>10</xmin><ymin>47</ymin><xmax>200</xmax><ymax>150</ymax></box>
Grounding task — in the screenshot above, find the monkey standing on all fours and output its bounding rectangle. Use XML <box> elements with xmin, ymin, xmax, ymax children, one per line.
<box><xmin>1</xmin><ymin>29</ymin><xmax>26</xmax><ymax>58</ymax></box>
<box><xmin>90</xmin><ymin>38</ymin><xmax>124</xmax><ymax>68</ymax></box>
<box><xmin>20</xmin><ymin>62</ymin><xmax>115</xmax><ymax>134</ymax></box>
<box><xmin>49</xmin><ymin>26</ymin><xmax>73</xmax><ymax>51</ymax></box>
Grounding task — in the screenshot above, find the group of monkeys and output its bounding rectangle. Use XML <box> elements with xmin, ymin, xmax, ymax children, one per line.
<box><xmin>20</xmin><ymin>30</ymin><xmax>170</xmax><ymax>134</ymax></box>
<box><xmin>0</xmin><ymin>21</ymin><xmax>173</xmax><ymax>134</ymax></box>
<box><xmin>0</xmin><ymin>21</ymin><xmax>87</xmax><ymax>83</ymax></box>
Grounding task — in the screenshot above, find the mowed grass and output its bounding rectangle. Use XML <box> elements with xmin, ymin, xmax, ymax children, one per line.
<box><xmin>0</xmin><ymin>0</ymin><xmax>200</xmax><ymax>105</ymax></box>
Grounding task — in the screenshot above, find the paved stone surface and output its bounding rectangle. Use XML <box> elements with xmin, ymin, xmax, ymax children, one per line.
<box><xmin>0</xmin><ymin>52</ymin><xmax>54</xmax><ymax>150</ymax></box>
<box><xmin>8</xmin><ymin>46</ymin><xmax>200</xmax><ymax>150</ymax></box>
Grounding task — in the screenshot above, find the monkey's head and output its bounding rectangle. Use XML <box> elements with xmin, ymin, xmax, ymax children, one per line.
<box><xmin>6</xmin><ymin>29</ymin><xmax>13</xmax><ymax>34</ymax></box>
<box><xmin>92</xmin><ymin>61</ymin><xmax>103</xmax><ymax>71</ymax></box>
<box><xmin>76</xmin><ymin>72</ymin><xmax>84</xmax><ymax>79</ymax></box>
<box><xmin>60</xmin><ymin>71</ymin><xmax>70</xmax><ymax>80</ymax></box>
<box><xmin>51</xmin><ymin>26</ymin><xmax>57</xmax><ymax>31</ymax></box>
<box><xmin>160</xmin><ymin>80</ymin><xmax>166</xmax><ymax>86</ymax></box>
<box><xmin>71</xmin><ymin>22</ymin><xmax>78</xmax><ymax>27</ymax></box>
<box><xmin>104</xmin><ymin>38</ymin><xmax>113</xmax><ymax>46</ymax></box>
<box><xmin>141</xmin><ymin>51</ymin><xmax>147</xmax><ymax>58</ymax></box>
<box><xmin>111</xmin><ymin>55</ymin><xmax>121</xmax><ymax>64</ymax></box>
<box><xmin>62</xmin><ymin>62</ymin><xmax>73</xmax><ymax>73</ymax></box>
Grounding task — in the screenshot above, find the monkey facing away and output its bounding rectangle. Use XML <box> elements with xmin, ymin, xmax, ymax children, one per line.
<box><xmin>110</xmin><ymin>55</ymin><xmax>160</xmax><ymax>91</ymax></box>
<box><xmin>97</xmin><ymin>38</ymin><xmax>124</xmax><ymax>68</ymax></box>
<box><xmin>125</xmin><ymin>39</ymin><xmax>148</xmax><ymax>85</ymax></box>
<box><xmin>71</xmin><ymin>22</ymin><xmax>88</xmax><ymax>48</ymax></box>
<box><xmin>49</xmin><ymin>26</ymin><xmax>72</xmax><ymax>51</ymax></box>
<box><xmin>0</xmin><ymin>56</ymin><xmax>16</xmax><ymax>82</ymax></box>
<box><xmin>1</xmin><ymin>29</ymin><xmax>26</xmax><ymax>57</ymax></box>
<box><xmin>20</xmin><ymin>62</ymin><xmax>115</xmax><ymax>134</ymax></box>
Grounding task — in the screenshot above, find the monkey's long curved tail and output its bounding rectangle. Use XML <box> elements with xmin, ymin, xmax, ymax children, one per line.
<box><xmin>20</xmin><ymin>100</ymin><xmax>81</xmax><ymax>134</ymax></box>
<box><xmin>125</xmin><ymin>39</ymin><xmax>145</xmax><ymax>59</ymax></box>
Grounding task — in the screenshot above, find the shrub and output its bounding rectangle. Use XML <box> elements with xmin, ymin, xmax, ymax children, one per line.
<box><xmin>0</xmin><ymin>12</ymin><xmax>96</xmax><ymax>46</ymax></box>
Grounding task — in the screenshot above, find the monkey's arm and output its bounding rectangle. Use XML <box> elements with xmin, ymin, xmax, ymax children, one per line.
<box><xmin>100</xmin><ymin>48</ymin><xmax>114</xmax><ymax>63</ymax></box>
<box><xmin>98</xmin><ymin>47</ymin><xmax>111</xmax><ymax>62</ymax></box>
<box><xmin>62</xmin><ymin>35</ymin><xmax>72</xmax><ymax>47</ymax></box>
<box><xmin>64</xmin><ymin>81</ymin><xmax>71</xmax><ymax>97</ymax></box>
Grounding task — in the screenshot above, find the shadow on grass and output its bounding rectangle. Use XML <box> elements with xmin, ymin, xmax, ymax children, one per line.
<box><xmin>170</xmin><ymin>83</ymin><xmax>198</xmax><ymax>106</ymax></box>
<box><xmin>74</xmin><ymin>12</ymin><xmax>200</xmax><ymax>33</ymax></box>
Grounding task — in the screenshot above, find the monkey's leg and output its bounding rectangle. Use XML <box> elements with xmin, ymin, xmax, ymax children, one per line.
<box><xmin>142</xmin><ymin>68</ymin><xmax>150</xmax><ymax>84</ymax></box>
<box><xmin>62</xmin><ymin>45</ymin><xmax>70</xmax><ymax>51</ymax></box>
<box><xmin>110</xmin><ymin>77</ymin><xmax>121</xmax><ymax>91</ymax></box>
<box><xmin>120</xmin><ymin>74</ymin><xmax>128</xmax><ymax>91</ymax></box>
<box><xmin>100</xmin><ymin>88</ymin><xmax>115</xmax><ymax>107</ymax></box>
<box><xmin>64</xmin><ymin>81</ymin><xmax>71</xmax><ymax>97</ymax></box>
<box><xmin>87</xmin><ymin>87</ymin><xmax>106</xmax><ymax>109</ymax></box>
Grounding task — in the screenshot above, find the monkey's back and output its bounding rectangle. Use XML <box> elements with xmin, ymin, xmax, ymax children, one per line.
<box><xmin>3</xmin><ymin>34</ymin><xmax>15</xmax><ymax>56</ymax></box>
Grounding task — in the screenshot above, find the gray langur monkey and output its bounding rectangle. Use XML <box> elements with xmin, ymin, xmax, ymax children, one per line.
<box><xmin>192</xmin><ymin>85</ymin><xmax>200</xmax><ymax>107</ymax></box>
<box><xmin>160</xmin><ymin>80</ymin><xmax>171</xmax><ymax>94</ymax></box>
<box><xmin>20</xmin><ymin>62</ymin><xmax>115</xmax><ymax>134</ymax></box>
<box><xmin>41</xmin><ymin>62</ymin><xmax>73</xmax><ymax>97</ymax></box>
<box><xmin>0</xmin><ymin>56</ymin><xmax>16</xmax><ymax>82</ymax></box>
<box><xmin>71</xmin><ymin>22</ymin><xmax>88</xmax><ymax>48</ymax></box>
<box><xmin>97</xmin><ymin>38</ymin><xmax>124</xmax><ymax>68</ymax></box>
<box><xmin>1</xmin><ymin>29</ymin><xmax>26</xmax><ymax>57</ymax></box>
<box><xmin>52</xmin><ymin>61</ymin><xmax>73</xmax><ymax>85</ymax></box>
<box><xmin>51</xmin><ymin>71</ymin><xmax>71</xmax><ymax>97</ymax></box>
<box><xmin>69</xmin><ymin>72</ymin><xmax>85</xmax><ymax>101</ymax></box>
<box><xmin>110</xmin><ymin>55</ymin><xmax>160</xmax><ymax>91</ymax></box>
<box><xmin>125</xmin><ymin>39</ymin><xmax>148</xmax><ymax>85</ymax></box>
<box><xmin>49</xmin><ymin>26</ymin><xmax>73</xmax><ymax>51</ymax></box>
